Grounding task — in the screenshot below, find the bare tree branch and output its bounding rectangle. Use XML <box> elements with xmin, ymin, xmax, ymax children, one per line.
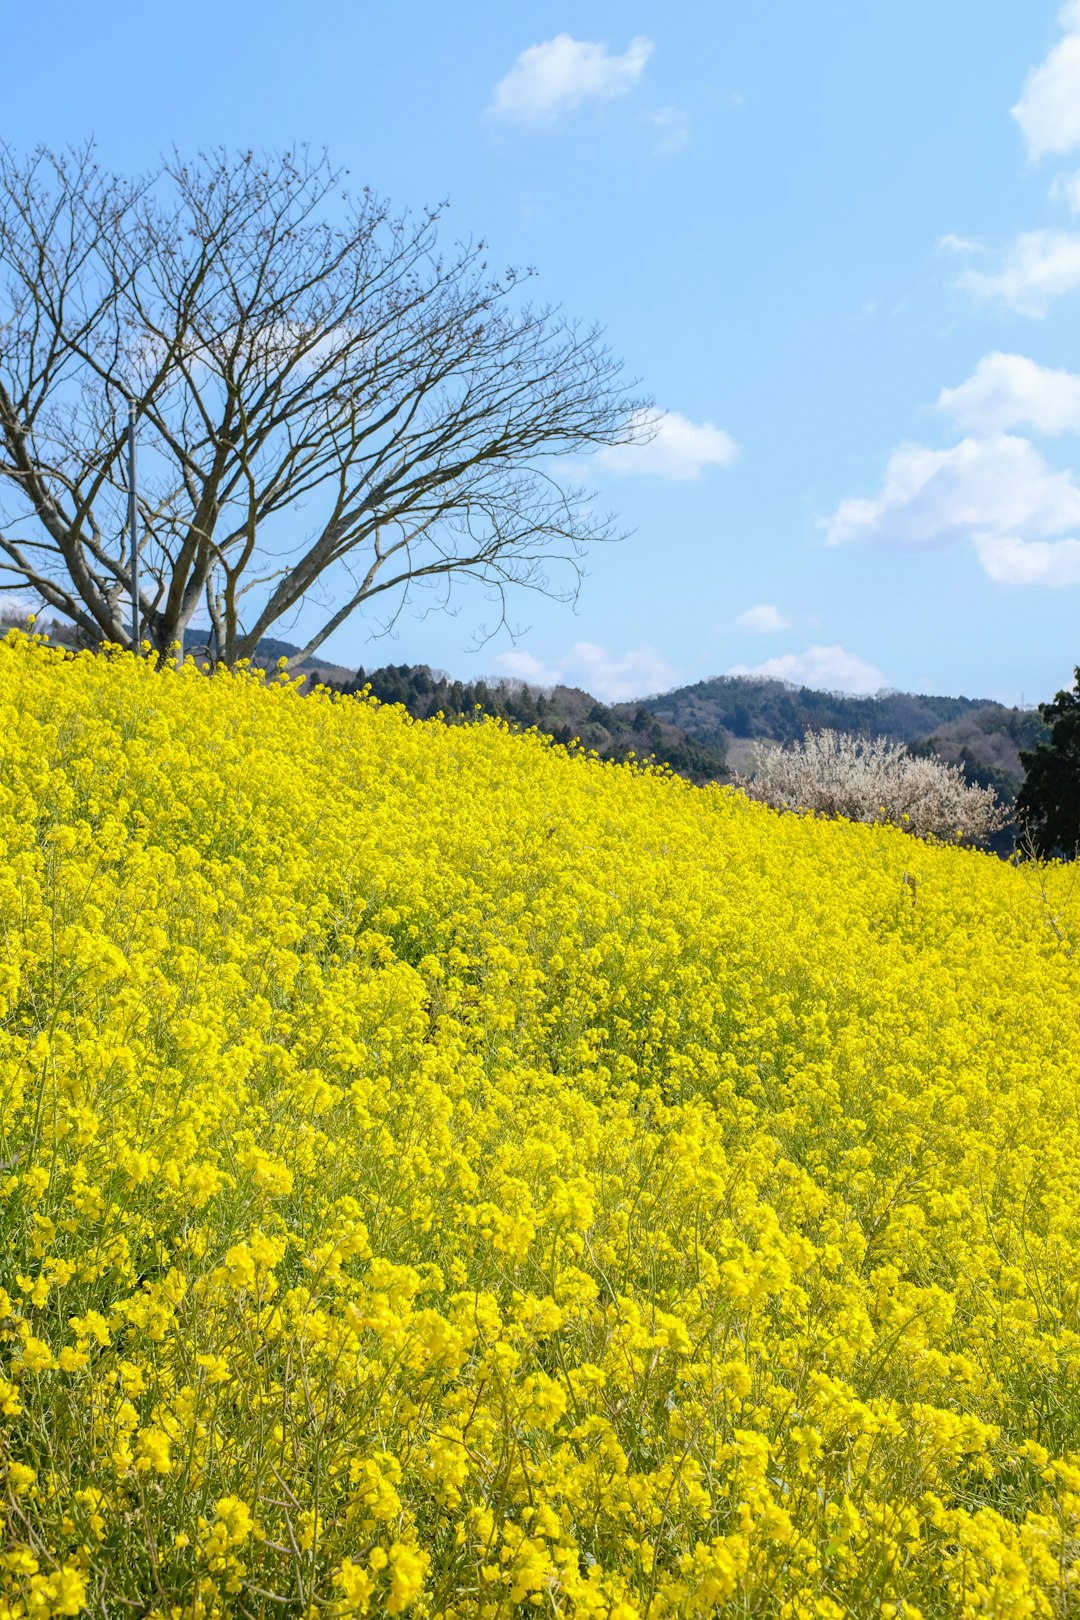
<box><xmin>0</xmin><ymin>143</ymin><xmax>650</xmax><ymax>665</ymax></box>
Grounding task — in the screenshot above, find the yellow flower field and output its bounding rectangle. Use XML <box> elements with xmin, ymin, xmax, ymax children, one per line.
<box><xmin>0</xmin><ymin>630</ymin><xmax>1078</xmax><ymax>1619</ymax></box>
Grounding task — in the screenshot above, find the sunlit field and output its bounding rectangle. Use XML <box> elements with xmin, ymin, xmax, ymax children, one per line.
<box><xmin>1</xmin><ymin>631</ymin><xmax>1078</xmax><ymax>1619</ymax></box>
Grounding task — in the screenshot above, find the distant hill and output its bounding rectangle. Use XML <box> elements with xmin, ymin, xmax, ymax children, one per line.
<box><xmin>642</xmin><ymin>675</ymin><xmax>1002</xmax><ymax>755</ymax></box>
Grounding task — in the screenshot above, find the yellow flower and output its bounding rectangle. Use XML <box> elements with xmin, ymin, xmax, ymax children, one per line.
<box><xmin>3</xmin><ymin>629</ymin><xmax>1080</xmax><ymax>1617</ymax></box>
<box><xmin>336</xmin><ymin>1557</ymin><xmax>374</xmax><ymax>1615</ymax></box>
<box><xmin>135</xmin><ymin>1428</ymin><xmax>173</xmax><ymax>1474</ymax></box>
<box><xmin>213</xmin><ymin>1496</ymin><xmax>254</xmax><ymax>1548</ymax></box>
<box><xmin>18</xmin><ymin>1334</ymin><xmax>56</xmax><ymax>1373</ymax></box>
<box><xmin>222</xmin><ymin>1243</ymin><xmax>256</xmax><ymax>1290</ymax></box>
<box><xmin>386</xmin><ymin>1542</ymin><xmax>428</xmax><ymax>1615</ymax></box>
<box><xmin>7</xmin><ymin>1463</ymin><xmax>36</xmax><ymax>1497</ymax></box>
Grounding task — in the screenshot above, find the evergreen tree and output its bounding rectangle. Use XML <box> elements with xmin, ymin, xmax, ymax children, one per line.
<box><xmin>1016</xmin><ymin>668</ymin><xmax>1080</xmax><ymax>856</ymax></box>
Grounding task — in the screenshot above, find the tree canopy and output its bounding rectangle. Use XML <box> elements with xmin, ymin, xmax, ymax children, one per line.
<box><xmin>0</xmin><ymin>145</ymin><xmax>647</xmax><ymax>664</ymax></box>
<box><xmin>1015</xmin><ymin>668</ymin><xmax>1080</xmax><ymax>857</ymax></box>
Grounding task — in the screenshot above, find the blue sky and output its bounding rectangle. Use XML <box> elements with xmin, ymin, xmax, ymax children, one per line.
<box><xmin>7</xmin><ymin>1</ymin><xmax>1080</xmax><ymax>702</ymax></box>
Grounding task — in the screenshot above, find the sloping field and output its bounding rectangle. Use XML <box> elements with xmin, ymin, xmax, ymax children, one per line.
<box><xmin>1</xmin><ymin>632</ymin><xmax>1078</xmax><ymax>1619</ymax></box>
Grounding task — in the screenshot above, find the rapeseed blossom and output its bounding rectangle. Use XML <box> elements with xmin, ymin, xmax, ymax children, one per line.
<box><xmin>0</xmin><ymin>630</ymin><xmax>1078</xmax><ymax>1617</ymax></box>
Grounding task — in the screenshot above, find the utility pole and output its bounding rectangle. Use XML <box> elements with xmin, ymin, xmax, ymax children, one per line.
<box><xmin>127</xmin><ymin>396</ymin><xmax>139</xmax><ymax>651</ymax></box>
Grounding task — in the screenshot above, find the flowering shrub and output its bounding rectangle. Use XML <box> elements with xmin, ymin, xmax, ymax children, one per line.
<box><xmin>737</xmin><ymin>727</ymin><xmax>1008</xmax><ymax>843</ymax></box>
<box><xmin>0</xmin><ymin>631</ymin><xmax>1077</xmax><ymax>1618</ymax></box>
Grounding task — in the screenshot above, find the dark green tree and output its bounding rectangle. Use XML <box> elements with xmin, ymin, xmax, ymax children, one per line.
<box><xmin>1016</xmin><ymin>668</ymin><xmax>1080</xmax><ymax>857</ymax></box>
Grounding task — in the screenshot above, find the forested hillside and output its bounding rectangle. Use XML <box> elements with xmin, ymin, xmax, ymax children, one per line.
<box><xmin>643</xmin><ymin>673</ymin><xmax>1000</xmax><ymax>750</ymax></box>
<box><xmin>344</xmin><ymin>662</ymin><xmax>730</xmax><ymax>782</ymax></box>
<box><xmin>910</xmin><ymin>705</ymin><xmax>1049</xmax><ymax>805</ymax></box>
<box><xmin>349</xmin><ymin>665</ymin><xmax>1050</xmax><ymax>823</ymax></box>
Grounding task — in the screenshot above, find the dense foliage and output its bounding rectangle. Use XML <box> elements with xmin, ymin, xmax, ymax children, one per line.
<box><xmin>1</xmin><ymin>632</ymin><xmax>1079</xmax><ymax>1618</ymax></box>
<box><xmin>1016</xmin><ymin>668</ymin><xmax>1080</xmax><ymax>858</ymax></box>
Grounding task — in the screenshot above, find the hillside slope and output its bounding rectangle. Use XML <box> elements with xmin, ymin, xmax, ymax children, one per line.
<box><xmin>345</xmin><ymin>662</ymin><xmax>729</xmax><ymax>781</ymax></box>
<box><xmin>6</xmin><ymin>614</ymin><xmax>1044</xmax><ymax>817</ymax></box>
<box><xmin>345</xmin><ymin>663</ymin><xmax>1046</xmax><ymax>822</ymax></box>
<box><xmin>1</xmin><ymin>631</ymin><xmax>1078</xmax><ymax>1614</ymax></box>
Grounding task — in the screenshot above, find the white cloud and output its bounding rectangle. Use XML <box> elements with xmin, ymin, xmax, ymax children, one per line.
<box><xmin>1050</xmin><ymin>167</ymin><xmax>1080</xmax><ymax>212</ymax></box>
<box><xmin>568</xmin><ymin>641</ymin><xmax>679</xmax><ymax>700</ymax></box>
<box><xmin>496</xmin><ymin>649</ymin><xmax>559</xmax><ymax>686</ymax></box>
<box><xmin>1012</xmin><ymin>1</ymin><xmax>1080</xmax><ymax>160</ymax></box>
<box><xmin>0</xmin><ymin>592</ymin><xmax>44</xmax><ymax>622</ymax></box>
<box><xmin>729</xmin><ymin>646</ymin><xmax>887</xmax><ymax>695</ymax></box>
<box><xmin>649</xmin><ymin>107</ymin><xmax>690</xmax><ymax>156</ymax></box>
<box><xmin>495</xmin><ymin>640</ymin><xmax>678</xmax><ymax>702</ymax></box>
<box><xmin>851</xmin><ymin>11</ymin><xmax>1080</xmax><ymax>593</ymax></box>
<box><xmin>595</xmin><ymin>410</ymin><xmax>737</xmax><ymax>481</ymax></box>
<box><xmin>974</xmin><ymin>532</ymin><xmax>1080</xmax><ymax>585</ymax></box>
<box><xmin>956</xmin><ymin>228</ymin><xmax>1080</xmax><ymax>315</ymax></box>
<box><xmin>825</xmin><ymin>433</ymin><xmax>1080</xmax><ymax>585</ymax></box>
<box><xmin>936</xmin><ymin>352</ymin><xmax>1080</xmax><ymax>436</ymax></box>
<box><xmin>736</xmin><ymin>604</ymin><xmax>790</xmax><ymax>633</ymax></box>
<box><xmin>489</xmin><ymin>35</ymin><xmax>653</xmax><ymax>125</ymax></box>
<box><xmin>826</xmin><ymin>433</ymin><xmax>1080</xmax><ymax>551</ymax></box>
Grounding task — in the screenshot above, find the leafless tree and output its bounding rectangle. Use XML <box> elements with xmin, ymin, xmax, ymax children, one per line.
<box><xmin>0</xmin><ymin>145</ymin><xmax>649</xmax><ymax>666</ymax></box>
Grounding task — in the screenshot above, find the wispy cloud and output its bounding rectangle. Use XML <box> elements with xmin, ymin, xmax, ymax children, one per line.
<box><xmin>937</xmin><ymin>232</ymin><xmax>986</xmax><ymax>255</ymax></box>
<box><xmin>495</xmin><ymin>649</ymin><xmax>559</xmax><ymax>686</ymax></box>
<box><xmin>1012</xmin><ymin>0</ymin><xmax>1080</xmax><ymax>160</ymax></box>
<box><xmin>488</xmin><ymin>35</ymin><xmax>653</xmax><ymax>125</ymax></box>
<box><xmin>648</xmin><ymin>107</ymin><xmax>690</xmax><ymax>156</ymax></box>
<box><xmin>729</xmin><ymin>646</ymin><xmax>887</xmax><ymax>694</ymax></box>
<box><xmin>495</xmin><ymin>640</ymin><xmax>678</xmax><ymax>702</ymax></box>
<box><xmin>595</xmin><ymin>410</ymin><xmax>737</xmax><ymax>481</ymax></box>
<box><xmin>736</xmin><ymin>604</ymin><xmax>790</xmax><ymax>633</ymax></box>
<box><xmin>1050</xmin><ymin>168</ymin><xmax>1080</xmax><ymax>212</ymax></box>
